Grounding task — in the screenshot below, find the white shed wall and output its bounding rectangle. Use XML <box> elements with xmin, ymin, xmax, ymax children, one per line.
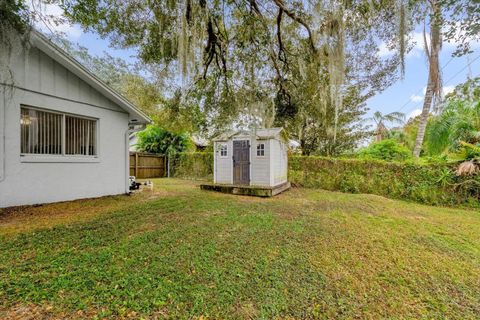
<box><xmin>250</xmin><ymin>139</ymin><xmax>270</xmax><ymax>186</ymax></box>
<box><xmin>0</xmin><ymin>39</ymin><xmax>130</xmax><ymax>208</ymax></box>
<box><xmin>214</xmin><ymin>140</ymin><xmax>233</xmax><ymax>184</ymax></box>
<box><xmin>271</xmin><ymin>139</ymin><xmax>288</xmax><ymax>185</ymax></box>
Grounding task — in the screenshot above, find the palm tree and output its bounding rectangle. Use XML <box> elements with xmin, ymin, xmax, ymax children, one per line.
<box><xmin>369</xmin><ymin>111</ymin><xmax>405</xmax><ymax>141</ymax></box>
<box><xmin>426</xmin><ymin>99</ymin><xmax>480</xmax><ymax>155</ymax></box>
<box><xmin>413</xmin><ymin>0</ymin><xmax>443</xmax><ymax>158</ymax></box>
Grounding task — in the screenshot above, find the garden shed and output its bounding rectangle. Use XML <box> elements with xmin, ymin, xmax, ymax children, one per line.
<box><xmin>202</xmin><ymin>128</ymin><xmax>290</xmax><ymax>197</ymax></box>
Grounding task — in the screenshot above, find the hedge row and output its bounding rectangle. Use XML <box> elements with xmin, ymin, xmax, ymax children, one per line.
<box><xmin>170</xmin><ymin>152</ymin><xmax>214</xmax><ymax>180</ymax></box>
<box><xmin>289</xmin><ymin>156</ymin><xmax>479</xmax><ymax>207</ymax></box>
<box><xmin>170</xmin><ymin>152</ymin><xmax>480</xmax><ymax>207</ymax></box>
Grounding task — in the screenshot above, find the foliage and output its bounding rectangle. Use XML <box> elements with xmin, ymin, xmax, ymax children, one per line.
<box><xmin>440</xmin><ymin>0</ymin><xmax>480</xmax><ymax>56</ymax></box>
<box><xmin>57</xmin><ymin>0</ymin><xmax>411</xmax><ymax>154</ymax></box>
<box><xmin>1</xmin><ymin>179</ymin><xmax>480</xmax><ymax>318</ymax></box>
<box><xmin>289</xmin><ymin>156</ymin><xmax>479</xmax><ymax>207</ymax></box>
<box><xmin>425</xmin><ymin>99</ymin><xmax>480</xmax><ymax>157</ymax></box>
<box><xmin>445</xmin><ymin>76</ymin><xmax>480</xmax><ymax>102</ymax></box>
<box><xmin>155</xmin><ymin>90</ymin><xmax>206</xmax><ymax>135</ymax></box>
<box><xmin>53</xmin><ymin>36</ymin><xmax>207</xmax><ymax>133</ymax></box>
<box><xmin>0</xmin><ymin>0</ymin><xmax>29</xmax><ymax>36</ymax></box>
<box><xmin>368</xmin><ymin>110</ymin><xmax>405</xmax><ymax>141</ymax></box>
<box><xmin>386</xmin><ymin>116</ymin><xmax>420</xmax><ymax>152</ymax></box>
<box><xmin>170</xmin><ymin>152</ymin><xmax>213</xmax><ymax>180</ymax></box>
<box><xmin>358</xmin><ymin>139</ymin><xmax>412</xmax><ymax>162</ymax></box>
<box><xmin>136</xmin><ymin>125</ymin><xmax>191</xmax><ymax>155</ymax></box>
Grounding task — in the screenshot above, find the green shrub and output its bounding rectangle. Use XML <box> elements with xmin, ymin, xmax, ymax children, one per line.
<box><xmin>358</xmin><ymin>139</ymin><xmax>412</xmax><ymax>161</ymax></box>
<box><xmin>289</xmin><ymin>156</ymin><xmax>479</xmax><ymax>207</ymax></box>
<box><xmin>136</xmin><ymin>125</ymin><xmax>192</xmax><ymax>155</ymax></box>
<box><xmin>170</xmin><ymin>152</ymin><xmax>213</xmax><ymax>180</ymax></box>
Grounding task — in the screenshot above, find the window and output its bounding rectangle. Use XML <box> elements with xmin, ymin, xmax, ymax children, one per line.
<box><xmin>219</xmin><ymin>143</ymin><xmax>227</xmax><ymax>157</ymax></box>
<box><xmin>21</xmin><ymin>108</ymin><xmax>63</xmax><ymax>155</ymax></box>
<box><xmin>21</xmin><ymin>106</ymin><xmax>97</xmax><ymax>157</ymax></box>
<box><xmin>257</xmin><ymin>143</ymin><xmax>265</xmax><ymax>156</ymax></box>
<box><xmin>65</xmin><ymin>116</ymin><xmax>97</xmax><ymax>155</ymax></box>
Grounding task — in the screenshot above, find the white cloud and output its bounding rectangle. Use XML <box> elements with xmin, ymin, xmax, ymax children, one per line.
<box><xmin>408</xmin><ymin>108</ymin><xmax>422</xmax><ymax>119</ymax></box>
<box><xmin>410</xmin><ymin>94</ymin><xmax>423</xmax><ymax>102</ymax></box>
<box><xmin>378</xmin><ymin>42</ymin><xmax>394</xmax><ymax>57</ymax></box>
<box><xmin>443</xmin><ymin>85</ymin><xmax>455</xmax><ymax>96</ymax></box>
<box><xmin>28</xmin><ymin>2</ymin><xmax>82</xmax><ymax>40</ymax></box>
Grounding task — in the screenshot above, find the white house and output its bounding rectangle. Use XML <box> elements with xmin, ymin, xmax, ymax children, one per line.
<box><xmin>0</xmin><ymin>31</ymin><xmax>150</xmax><ymax>208</ymax></box>
<box><xmin>213</xmin><ymin>128</ymin><xmax>288</xmax><ymax>187</ymax></box>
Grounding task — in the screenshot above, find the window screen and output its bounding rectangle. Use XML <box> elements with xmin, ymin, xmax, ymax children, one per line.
<box><xmin>20</xmin><ymin>108</ymin><xmax>63</xmax><ymax>154</ymax></box>
<box><xmin>66</xmin><ymin>116</ymin><xmax>97</xmax><ymax>156</ymax></box>
<box><xmin>21</xmin><ymin>106</ymin><xmax>97</xmax><ymax>156</ymax></box>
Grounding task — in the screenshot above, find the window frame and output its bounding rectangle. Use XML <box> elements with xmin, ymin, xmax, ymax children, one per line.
<box><xmin>20</xmin><ymin>105</ymin><xmax>99</xmax><ymax>162</ymax></box>
<box><xmin>218</xmin><ymin>143</ymin><xmax>228</xmax><ymax>158</ymax></box>
<box><xmin>256</xmin><ymin>143</ymin><xmax>265</xmax><ymax>157</ymax></box>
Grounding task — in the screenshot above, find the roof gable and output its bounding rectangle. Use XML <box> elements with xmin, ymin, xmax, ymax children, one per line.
<box><xmin>31</xmin><ymin>31</ymin><xmax>151</xmax><ymax>124</ymax></box>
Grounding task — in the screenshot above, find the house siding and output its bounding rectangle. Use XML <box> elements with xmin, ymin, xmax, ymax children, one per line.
<box><xmin>0</xmin><ymin>37</ymin><xmax>130</xmax><ymax>208</ymax></box>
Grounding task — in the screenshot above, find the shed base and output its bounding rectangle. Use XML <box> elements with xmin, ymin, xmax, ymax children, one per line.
<box><xmin>200</xmin><ymin>182</ymin><xmax>291</xmax><ymax>197</ymax></box>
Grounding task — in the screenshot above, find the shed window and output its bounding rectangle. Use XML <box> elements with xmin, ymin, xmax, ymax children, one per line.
<box><xmin>257</xmin><ymin>143</ymin><xmax>265</xmax><ymax>156</ymax></box>
<box><xmin>219</xmin><ymin>143</ymin><xmax>228</xmax><ymax>157</ymax></box>
<box><xmin>21</xmin><ymin>106</ymin><xmax>97</xmax><ymax>156</ymax></box>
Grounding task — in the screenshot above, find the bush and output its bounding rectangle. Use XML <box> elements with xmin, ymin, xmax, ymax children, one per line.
<box><xmin>170</xmin><ymin>152</ymin><xmax>213</xmax><ymax>180</ymax></box>
<box><xmin>358</xmin><ymin>139</ymin><xmax>412</xmax><ymax>161</ymax></box>
<box><xmin>136</xmin><ymin>125</ymin><xmax>192</xmax><ymax>155</ymax></box>
<box><xmin>289</xmin><ymin>156</ymin><xmax>479</xmax><ymax>207</ymax></box>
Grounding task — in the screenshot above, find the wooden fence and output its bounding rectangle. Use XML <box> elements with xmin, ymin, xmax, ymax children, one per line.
<box><xmin>129</xmin><ymin>152</ymin><xmax>166</xmax><ymax>179</ymax></box>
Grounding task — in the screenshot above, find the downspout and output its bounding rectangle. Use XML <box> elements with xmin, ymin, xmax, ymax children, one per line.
<box><xmin>125</xmin><ymin>122</ymin><xmax>145</xmax><ymax>193</ymax></box>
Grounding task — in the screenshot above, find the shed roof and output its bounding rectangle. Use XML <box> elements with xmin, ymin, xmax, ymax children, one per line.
<box><xmin>30</xmin><ymin>31</ymin><xmax>151</xmax><ymax>124</ymax></box>
<box><xmin>213</xmin><ymin>127</ymin><xmax>285</xmax><ymax>141</ymax></box>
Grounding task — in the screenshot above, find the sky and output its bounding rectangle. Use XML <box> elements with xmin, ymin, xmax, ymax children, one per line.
<box><xmin>34</xmin><ymin>3</ymin><xmax>480</xmax><ymax>126</ymax></box>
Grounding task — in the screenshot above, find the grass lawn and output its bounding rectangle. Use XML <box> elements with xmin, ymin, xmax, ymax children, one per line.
<box><xmin>1</xmin><ymin>179</ymin><xmax>479</xmax><ymax>319</ymax></box>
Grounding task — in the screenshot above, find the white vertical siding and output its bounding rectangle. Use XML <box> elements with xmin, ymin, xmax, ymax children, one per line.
<box><xmin>272</xmin><ymin>139</ymin><xmax>288</xmax><ymax>185</ymax></box>
<box><xmin>8</xmin><ymin>45</ymin><xmax>124</xmax><ymax>114</ymax></box>
<box><xmin>251</xmin><ymin>139</ymin><xmax>270</xmax><ymax>186</ymax></box>
<box><xmin>214</xmin><ymin>140</ymin><xmax>233</xmax><ymax>184</ymax></box>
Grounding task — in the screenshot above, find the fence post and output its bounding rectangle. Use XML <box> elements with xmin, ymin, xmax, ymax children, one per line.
<box><xmin>167</xmin><ymin>154</ymin><xmax>170</xmax><ymax>178</ymax></box>
<box><xmin>135</xmin><ymin>152</ymin><xmax>139</xmax><ymax>178</ymax></box>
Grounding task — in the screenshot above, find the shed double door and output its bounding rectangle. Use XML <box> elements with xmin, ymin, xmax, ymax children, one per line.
<box><xmin>233</xmin><ymin>140</ymin><xmax>250</xmax><ymax>185</ymax></box>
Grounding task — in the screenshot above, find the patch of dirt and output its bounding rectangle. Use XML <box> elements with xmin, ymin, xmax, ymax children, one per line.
<box><xmin>0</xmin><ymin>304</ymin><xmax>93</xmax><ymax>320</ymax></box>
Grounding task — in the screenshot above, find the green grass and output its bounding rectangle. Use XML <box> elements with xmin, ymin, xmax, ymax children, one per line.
<box><xmin>1</xmin><ymin>179</ymin><xmax>479</xmax><ymax>319</ymax></box>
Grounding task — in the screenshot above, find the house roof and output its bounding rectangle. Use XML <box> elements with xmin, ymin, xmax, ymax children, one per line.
<box><xmin>31</xmin><ymin>31</ymin><xmax>151</xmax><ymax>124</ymax></box>
<box><xmin>213</xmin><ymin>127</ymin><xmax>286</xmax><ymax>141</ymax></box>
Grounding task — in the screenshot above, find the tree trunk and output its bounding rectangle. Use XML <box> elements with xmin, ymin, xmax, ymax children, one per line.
<box><xmin>413</xmin><ymin>0</ymin><xmax>441</xmax><ymax>158</ymax></box>
<box><xmin>413</xmin><ymin>78</ymin><xmax>434</xmax><ymax>157</ymax></box>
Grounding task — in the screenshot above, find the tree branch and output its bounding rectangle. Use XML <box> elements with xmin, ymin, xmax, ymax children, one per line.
<box><xmin>272</xmin><ymin>0</ymin><xmax>317</xmax><ymax>52</ymax></box>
